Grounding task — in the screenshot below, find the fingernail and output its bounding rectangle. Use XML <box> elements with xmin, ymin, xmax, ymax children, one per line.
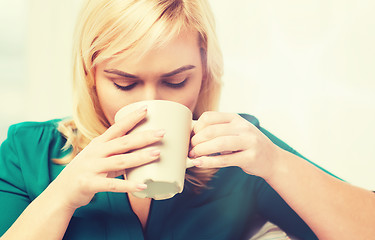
<box><xmin>154</xmin><ymin>129</ymin><xmax>165</xmax><ymax>138</ymax></box>
<box><xmin>137</xmin><ymin>105</ymin><xmax>148</xmax><ymax>114</ymax></box>
<box><xmin>136</xmin><ymin>184</ymin><xmax>147</xmax><ymax>190</ymax></box>
<box><xmin>150</xmin><ymin>149</ymin><xmax>161</xmax><ymax>158</ymax></box>
<box><xmin>189</xmin><ymin>150</ymin><xmax>196</xmax><ymax>158</ymax></box>
<box><xmin>193</xmin><ymin>159</ymin><xmax>202</xmax><ymax>167</ymax></box>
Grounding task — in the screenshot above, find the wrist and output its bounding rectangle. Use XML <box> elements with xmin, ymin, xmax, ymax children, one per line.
<box><xmin>263</xmin><ymin>147</ymin><xmax>290</xmax><ymax>183</ymax></box>
<box><xmin>43</xmin><ymin>179</ymin><xmax>79</xmax><ymax>214</ymax></box>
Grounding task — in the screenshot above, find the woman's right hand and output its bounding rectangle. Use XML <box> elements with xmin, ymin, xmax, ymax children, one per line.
<box><xmin>50</xmin><ymin>106</ymin><xmax>162</xmax><ymax>210</ymax></box>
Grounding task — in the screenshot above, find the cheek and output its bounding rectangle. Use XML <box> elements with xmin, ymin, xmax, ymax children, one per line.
<box><xmin>180</xmin><ymin>78</ymin><xmax>202</xmax><ymax>112</ymax></box>
<box><xmin>95</xmin><ymin>80</ymin><xmax>125</xmax><ymax>125</ymax></box>
<box><xmin>101</xmin><ymin>100</ymin><xmax>120</xmax><ymax>125</ymax></box>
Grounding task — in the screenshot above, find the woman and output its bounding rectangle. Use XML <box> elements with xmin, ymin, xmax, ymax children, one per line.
<box><xmin>1</xmin><ymin>0</ymin><xmax>375</xmax><ymax>239</ymax></box>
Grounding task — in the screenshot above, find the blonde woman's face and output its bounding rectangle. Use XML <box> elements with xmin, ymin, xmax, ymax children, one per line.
<box><xmin>95</xmin><ymin>31</ymin><xmax>204</xmax><ymax>125</ymax></box>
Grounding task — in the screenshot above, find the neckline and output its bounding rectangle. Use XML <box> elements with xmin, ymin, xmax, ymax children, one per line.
<box><xmin>125</xmin><ymin>193</ymin><xmax>154</xmax><ymax>233</ymax></box>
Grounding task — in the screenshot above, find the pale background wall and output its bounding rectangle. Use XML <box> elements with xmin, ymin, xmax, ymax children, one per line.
<box><xmin>1</xmin><ymin>0</ymin><xmax>374</xmax><ymax>190</ymax></box>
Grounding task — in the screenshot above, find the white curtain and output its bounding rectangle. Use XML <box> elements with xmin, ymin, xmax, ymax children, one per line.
<box><xmin>213</xmin><ymin>0</ymin><xmax>375</xmax><ymax>190</ymax></box>
<box><xmin>0</xmin><ymin>0</ymin><xmax>83</xmax><ymax>140</ymax></box>
<box><xmin>26</xmin><ymin>0</ymin><xmax>83</xmax><ymax>120</ymax></box>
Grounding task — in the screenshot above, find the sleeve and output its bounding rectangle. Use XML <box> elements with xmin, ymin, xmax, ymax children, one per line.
<box><xmin>0</xmin><ymin>125</ymin><xmax>31</xmax><ymax>236</ymax></box>
<box><xmin>254</xmin><ymin>126</ymin><xmax>320</xmax><ymax>239</ymax></box>
<box><xmin>259</xmin><ymin>126</ymin><xmax>342</xmax><ymax>180</ymax></box>
<box><xmin>240</xmin><ymin>113</ymin><xmax>340</xmax><ymax>179</ymax></box>
<box><xmin>254</xmin><ymin>178</ymin><xmax>318</xmax><ymax>239</ymax></box>
<box><xmin>239</xmin><ymin>114</ymin><xmax>340</xmax><ymax>239</ymax></box>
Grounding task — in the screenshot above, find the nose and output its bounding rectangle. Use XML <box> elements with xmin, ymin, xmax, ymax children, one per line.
<box><xmin>143</xmin><ymin>85</ymin><xmax>161</xmax><ymax>101</ymax></box>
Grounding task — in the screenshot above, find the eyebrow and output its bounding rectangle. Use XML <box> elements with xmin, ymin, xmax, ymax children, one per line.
<box><xmin>104</xmin><ymin>65</ymin><xmax>196</xmax><ymax>79</ymax></box>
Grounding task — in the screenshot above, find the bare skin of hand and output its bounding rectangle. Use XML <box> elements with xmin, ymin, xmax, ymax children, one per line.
<box><xmin>189</xmin><ymin>111</ymin><xmax>375</xmax><ymax>240</ymax></box>
<box><xmin>189</xmin><ymin>112</ymin><xmax>280</xmax><ymax>180</ymax></box>
<box><xmin>51</xmin><ymin>106</ymin><xmax>165</xmax><ymax>211</ymax></box>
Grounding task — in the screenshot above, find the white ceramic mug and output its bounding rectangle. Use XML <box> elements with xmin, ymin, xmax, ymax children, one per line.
<box><xmin>114</xmin><ymin>100</ymin><xmax>195</xmax><ymax>200</ymax></box>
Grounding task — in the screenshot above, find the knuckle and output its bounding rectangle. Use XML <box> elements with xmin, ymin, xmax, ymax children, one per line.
<box><xmin>193</xmin><ymin>146</ymin><xmax>202</xmax><ymax>157</ymax></box>
<box><xmin>147</xmin><ymin>130</ymin><xmax>159</xmax><ymax>142</ymax></box>
<box><xmin>113</xmin><ymin>118</ymin><xmax>129</xmax><ymax>130</ymax></box>
<box><xmin>77</xmin><ymin>176</ymin><xmax>91</xmax><ymax>191</ymax></box>
<box><xmin>142</xmin><ymin>149</ymin><xmax>153</xmax><ymax>161</ymax></box>
<box><xmin>218</xmin><ymin>157</ymin><xmax>228</xmax><ymax>167</ymax></box>
<box><xmin>191</xmin><ymin>134</ymin><xmax>204</xmax><ymax>147</ymax></box>
<box><xmin>243</xmin><ymin>122</ymin><xmax>254</xmax><ymax>132</ymax></box>
<box><xmin>91</xmin><ymin>136</ymin><xmax>103</xmax><ymax>145</ymax></box>
<box><xmin>200</xmin><ymin>111</ymin><xmax>210</xmax><ymax>120</ymax></box>
<box><xmin>190</xmin><ymin>136</ymin><xmax>198</xmax><ymax>147</ymax></box>
<box><xmin>217</xmin><ymin>138</ymin><xmax>228</xmax><ymax>150</ymax></box>
<box><xmin>247</xmin><ymin>134</ymin><xmax>258</xmax><ymax>145</ymax></box>
<box><xmin>120</xmin><ymin>136</ymin><xmax>130</xmax><ymax>148</ymax></box>
<box><xmin>134</xmin><ymin>132</ymin><xmax>151</xmax><ymax>146</ymax></box>
<box><xmin>115</xmin><ymin>156</ymin><xmax>128</xmax><ymax>169</ymax></box>
<box><xmin>80</xmin><ymin>145</ymin><xmax>100</xmax><ymax>160</ymax></box>
<box><xmin>204</xmin><ymin>127</ymin><xmax>215</xmax><ymax>139</ymax></box>
<box><xmin>106</xmin><ymin>180</ymin><xmax>118</xmax><ymax>192</ymax></box>
<box><xmin>252</xmin><ymin>136</ymin><xmax>261</xmax><ymax>147</ymax></box>
<box><xmin>246</xmin><ymin>149</ymin><xmax>257</xmax><ymax>160</ymax></box>
<box><xmin>122</xmin><ymin>151</ymin><xmax>147</xmax><ymax>167</ymax></box>
<box><xmin>199</xmin><ymin>112</ymin><xmax>211</xmax><ymax>125</ymax></box>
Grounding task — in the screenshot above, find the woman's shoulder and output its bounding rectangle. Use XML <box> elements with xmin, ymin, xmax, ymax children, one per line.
<box><xmin>4</xmin><ymin>118</ymin><xmax>68</xmax><ymax>157</ymax></box>
<box><xmin>9</xmin><ymin>118</ymin><xmax>62</xmax><ymax>132</ymax></box>
<box><xmin>0</xmin><ymin>119</ymin><xmax>71</xmax><ymax>201</ymax></box>
<box><xmin>6</xmin><ymin>118</ymin><xmax>66</xmax><ymax>141</ymax></box>
<box><xmin>238</xmin><ymin>113</ymin><xmax>260</xmax><ymax>128</ymax></box>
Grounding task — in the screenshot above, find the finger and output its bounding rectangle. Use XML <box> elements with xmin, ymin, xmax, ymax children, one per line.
<box><xmin>101</xmin><ymin>129</ymin><xmax>165</xmax><ymax>156</ymax></box>
<box><xmin>97</xmin><ymin>148</ymin><xmax>161</xmax><ymax>172</ymax></box>
<box><xmin>93</xmin><ymin>177</ymin><xmax>148</xmax><ymax>193</ymax></box>
<box><xmin>189</xmin><ymin>135</ymin><xmax>246</xmax><ymax>158</ymax></box>
<box><xmin>193</xmin><ymin>112</ymin><xmax>236</xmax><ymax>134</ymax></box>
<box><xmin>192</xmin><ymin>150</ymin><xmax>245</xmax><ymax>169</ymax></box>
<box><xmin>99</xmin><ymin>105</ymin><xmax>148</xmax><ymax>142</ymax></box>
<box><xmin>191</xmin><ymin>123</ymin><xmax>239</xmax><ymax>147</ymax></box>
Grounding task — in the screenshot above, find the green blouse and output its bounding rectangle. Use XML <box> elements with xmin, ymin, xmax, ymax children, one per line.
<box><xmin>0</xmin><ymin>114</ymin><xmax>320</xmax><ymax>239</ymax></box>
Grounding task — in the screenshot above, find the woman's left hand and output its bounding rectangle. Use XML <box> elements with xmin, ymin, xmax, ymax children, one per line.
<box><xmin>189</xmin><ymin>112</ymin><xmax>282</xmax><ymax>180</ymax></box>
<box><xmin>191</xmin><ymin>112</ymin><xmax>375</xmax><ymax>240</ymax></box>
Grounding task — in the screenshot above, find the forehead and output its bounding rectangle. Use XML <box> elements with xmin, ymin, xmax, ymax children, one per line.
<box><xmin>101</xmin><ymin>31</ymin><xmax>202</xmax><ymax>74</ymax></box>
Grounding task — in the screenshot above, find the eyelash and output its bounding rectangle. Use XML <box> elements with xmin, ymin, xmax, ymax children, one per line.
<box><xmin>113</xmin><ymin>78</ymin><xmax>188</xmax><ymax>91</ymax></box>
<box><xmin>162</xmin><ymin>78</ymin><xmax>187</xmax><ymax>88</ymax></box>
<box><xmin>113</xmin><ymin>82</ymin><xmax>137</xmax><ymax>91</ymax></box>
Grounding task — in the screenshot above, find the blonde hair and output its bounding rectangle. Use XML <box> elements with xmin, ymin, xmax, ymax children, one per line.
<box><xmin>57</xmin><ymin>0</ymin><xmax>224</xmax><ymax>190</ymax></box>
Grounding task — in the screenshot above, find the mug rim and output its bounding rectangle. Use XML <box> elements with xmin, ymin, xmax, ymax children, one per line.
<box><xmin>115</xmin><ymin>100</ymin><xmax>192</xmax><ymax>122</ymax></box>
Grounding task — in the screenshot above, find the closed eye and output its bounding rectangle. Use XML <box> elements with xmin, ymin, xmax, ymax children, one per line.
<box><xmin>163</xmin><ymin>78</ymin><xmax>188</xmax><ymax>89</ymax></box>
<box><xmin>113</xmin><ymin>82</ymin><xmax>137</xmax><ymax>91</ymax></box>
